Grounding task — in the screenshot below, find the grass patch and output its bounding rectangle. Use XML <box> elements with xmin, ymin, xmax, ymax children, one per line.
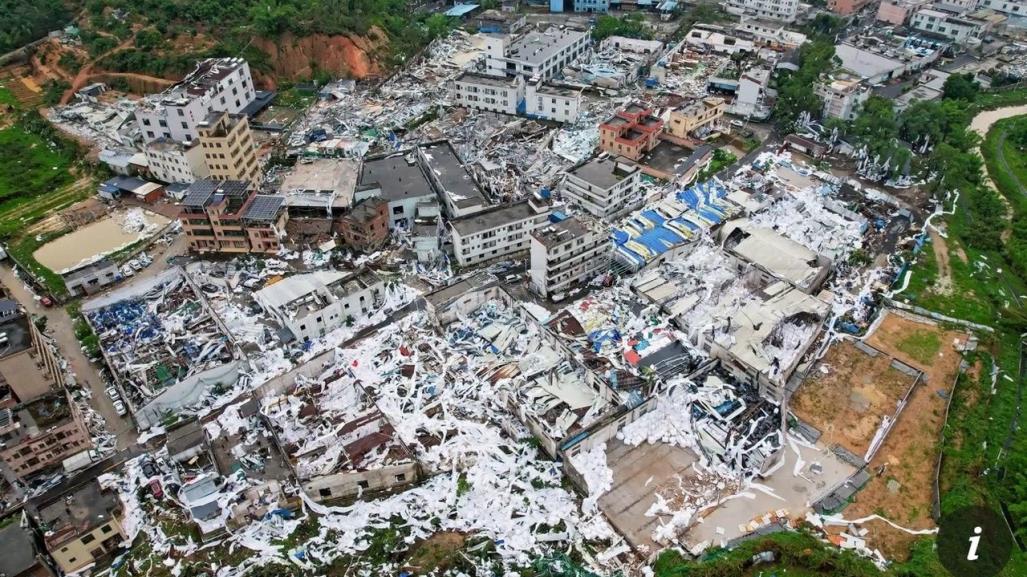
<box><xmin>895</xmin><ymin>329</ymin><xmax>942</xmax><ymax>365</ymax></box>
<box><xmin>67</xmin><ymin>300</ymin><xmax>101</xmax><ymax>359</ymax></box>
<box><xmin>0</xmin><ymin>124</ymin><xmax>75</xmax><ymax>207</ymax></box>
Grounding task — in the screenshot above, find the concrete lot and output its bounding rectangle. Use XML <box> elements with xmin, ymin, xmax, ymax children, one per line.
<box><xmin>598</xmin><ymin>438</ymin><xmax>700</xmax><ymax>551</ymax></box>
<box><xmin>684</xmin><ymin>438</ymin><xmax>856</xmax><ymax>552</ymax></box>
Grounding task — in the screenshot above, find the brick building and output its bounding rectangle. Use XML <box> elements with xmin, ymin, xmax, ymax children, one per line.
<box><xmin>599</xmin><ymin>103</ymin><xmax>664</xmax><ymax>161</ymax></box>
<box><xmin>179</xmin><ymin>180</ymin><xmax>288</xmax><ymax>254</ymax></box>
<box><xmin>337</xmin><ymin>198</ymin><xmax>390</xmax><ymax>253</ymax></box>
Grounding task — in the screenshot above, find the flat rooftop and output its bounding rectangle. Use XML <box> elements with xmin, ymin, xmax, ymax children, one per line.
<box><xmin>360</xmin><ymin>153</ymin><xmax>434</xmax><ymax>202</ymax></box>
<box><xmin>532</xmin><ymin>216</ymin><xmax>600</xmax><ymax>248</ymax></box>
<box><xmin>507</xmin><ymin>27</ymin><xmax>588</xmax><ymax>66</ymax></box>
<box><xmin>450</xmin><ymin>200</ymin><xmax>544</xmax><ymax>236</ymax></box>
<box><xmin>455</xmin><ymin>71</ymin><xmax>518</xmax><ymax>88</ymax></box>
<box><xmin>280</xmin><ymin>158</ymin><xmax>360</xmax><ymax>208</ymax></box>
<box><xmin>38</xmin><ymin>480</ymin><xmax>119</xmax><ymax>546</ymax></box>
<box><xmin>569</xmin><ymin>156</ymin><xmax>639</xmax><ymax>189</ymax></box>
<box><xmin>420</xmin><ymin>142</ymin><xmax>487</xmax><ymax>209</ymax></box>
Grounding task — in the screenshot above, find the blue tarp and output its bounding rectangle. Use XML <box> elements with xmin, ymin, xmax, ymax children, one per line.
<box><xmin>641</xmin><ymin>209</ymin><xmax>666</xmax><ymax>226</ymax></box>
<box><xmin>445</xmin><ymin>3</ymin><xmax>479</xmax><ymax>17</ymax></box>
<box><xmin>612</xmin><ymin>229</ymin><xmax>631</xmax><ymax>245</ymax></box>
<box><xmin>635</xmin><ymin>226</ymin><xmax>686</xmax><ymax>255</ymax></box>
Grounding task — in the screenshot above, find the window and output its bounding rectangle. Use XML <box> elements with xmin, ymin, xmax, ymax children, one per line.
<box><xmin>319</xmin><ymin>487</ymin><xmax>332</xmax><ymax>498</ymax></box>
<box><xmin>357</xmin><ymin>480</ymin><xmax>369</xmax><ymax>489</ymax></box>
<box><xmin>396</xmin><ymin>473</ymin><xmax>407</xmax><ymax>482</ymax></box>
<box><xmin>69</xmin><ymin>558</ymin><xmax>78</xmax><ymax>564</ymax></box>
<box><xmin>82</xmin><ymin>534</ymin><xmax>96</xmax><ymax>544</ymax></box>
<box><xmin>101</xmin><ymin>525</ymin><xmax>113</xmax><ymax>534</ymax></box>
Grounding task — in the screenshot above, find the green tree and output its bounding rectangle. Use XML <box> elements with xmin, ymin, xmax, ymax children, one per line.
<box><xmin>942</xmin><ymin>73</ymin><xmax>979</xmax><ymax>101</ymax></box>
<box><xmin>593</xmin><ymin>14</ymin><xmax>653</xmax><ymax>41</ymax></box>
<box><xmin>773</xmin><ymin>39</ymin><xmax>836</xmax><ymax>131</ymax></box>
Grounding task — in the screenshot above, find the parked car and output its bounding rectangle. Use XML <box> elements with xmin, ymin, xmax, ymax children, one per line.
<box><xmin>112</xmin><ymin>400</ymin><xmax>127</xmax><ymax>416</ymax></box>
<box><xmin>105</xmin><ymin>386</ymin><xmax>120</xmax><ymax>400</ymax></box>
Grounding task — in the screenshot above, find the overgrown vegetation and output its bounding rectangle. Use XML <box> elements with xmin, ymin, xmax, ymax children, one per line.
<box><xmin>0</xmin><ymin>111</ymin><xmax>76</xmax><ymax>208</ymax></box>
<box><xmin>772</xmin><ymin>39</ymin><xmax>836</xmax><ymax>131</ymax></box>
<box><xmin>0</xmin><ymin>0</ymin><xmax>69</xmax><ymax>53</ymax></box>
<box><xmin>592</xmin><ymin>14</ymin><xmax>653</xmax><ymax>42</ymax></box>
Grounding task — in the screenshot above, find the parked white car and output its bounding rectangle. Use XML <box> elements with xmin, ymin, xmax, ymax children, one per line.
<box><xmin>112</xmin><ymin>399</ymin><xmax>128</xmax><ymax>416</ymax></box>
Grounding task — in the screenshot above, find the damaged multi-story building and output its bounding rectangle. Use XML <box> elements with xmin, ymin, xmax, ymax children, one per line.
<box><xmin>253</xmin><ymin>268</ymin><xmax>385</xmax><ymax>344</ymax></box>
<box><xmin>0</xmin><ymin>301</ymin><xmax>92</xmax><ymax>479</ymax></box>
<box><xmin>180</xmin><ymin>180</ymin><xmax>287</xmax><ymax>254</ymax></box>
<box><xmin>562</xmin><ymin>155</ymin><xmax>643</xmax><ymax>220</ymax></box>
<box><xmin>529</xmin><ymin>215</ymin><xmax>611</xmax><ymax>299</ymax></box>
<box><xmin>33</xmin><ymin>480</ymin><xmax>128</xmax><ymax>574</ymax></box>
<box><xmin>449</xmin><ymin>199</ymin><xmax>550</xmax><ymax>268</ymax></box>
<box><xmin>484</xmin><ymin>26</ymin><xmax>591</xmax><ymax>82</ymax></box>
<box><xmin>599</xmin><ymin>103</ymin><xmax>664</xmax><ymax>161</ymax></box>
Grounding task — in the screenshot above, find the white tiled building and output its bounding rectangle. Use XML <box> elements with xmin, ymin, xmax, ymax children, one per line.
<box><xmin>725</xmin><ymin>0</ymin><xmax>799</xmax><ymax>22</ymax></box>
<box><xmin>525</xmin><ymin>82</ymin><xmax>582</xmax><ymax>123</ymax></box>
<box><xmin>529</xmin><ymin>216</ymin><xmax>611</xmax><ymax>298</ymax></box>
<box><xmin>562</xmin><ymin>156</ymin><xmax>643</xmax><ymax>220</ymax></box>
<box><xmin>909</xmin><ymin>7</ymin><xmax>991</xmax><ymax>44</ymax></box>
<box><xmin>978</xmin><ymin>0</ymin><xmax>1022</xmax><ymax>17</ymax></box>
<box><xmin>485</xmin><ymin>27</ymin><xmax>591</xmax><ymax>81</ymax></box>
<box><xmin>815</xmin><ymin>76</ymin><xmax>871</xmax><ymax>121</ymax></box>
<box><xmin>136</xmin><ymin>58</ymin><xmax>256</xmax><ymax>145</ymax></box>
<box><xmin>253</xmin><ymin>269</ymin><xmax>384</xmax><ymax>343</ymax></box>
<box><xmin>450</xmin><ymin>72</ymin><xmax>525</xmax><ymax>115</ymax></box>
<box><xmin>144</xmin><ymin>138</ymin><xmax>210</xmax><ymax>184</ymax></box>
<box><xmin>450</xmin><ymin>200</ymin><xmax>550</xmax><ymax>267</ymax></box>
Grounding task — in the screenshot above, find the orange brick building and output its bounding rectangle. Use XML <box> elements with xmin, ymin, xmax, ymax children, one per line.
<box><xmin>599</xmin><ymin>103</ymin><xmax>664</xmax><ymax>161</ymax></box>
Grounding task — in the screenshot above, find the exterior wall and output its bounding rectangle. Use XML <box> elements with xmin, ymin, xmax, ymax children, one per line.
<box><xmin>525</xmin><ymin>84</ymin><xmax>581</xmax><ymax>123</ymax></box>
<box><xmin>816</xmin><ymin>81</ymin><xmax>871</xmax><ymax>121</ymax></box>
<box><xmin>529</xmin><ymin>232</ymin><xmax>611</xmax><ymax>297</ymax></box>
<box><xmin>666</xmin><ymin>98</ymin><xmax>726</xmax><ymax>138</ymax></box>
<box><xmin>137</xmin><ymin>60</ymin><xmax>255</xmax><ymax>144</ymax></box>
<box><xmin>277</xmin><ymin>281</ymin><xmax>384</xmax><ymax>343</ymax></box>
<box><xmin>828</xmin><ymin>0</ymin><xmax>873</xmax><ymax>15</ymax></box>
<box><xmin>877</xmin><ymin>1</ymin><xmax>921</xmax><ymax>24</ymax></box>
<box><xmin>338</xmin><ymin>201</ymin><xmax>390</xmax><ymax>252</ymax></box>
<box><xmin>979</xmin><ymin>0</ymin><xmax>1023</xmax><ymax>16</ymax></box>
<box><xmin>562</xmin><ymin>161</ymin><xmax>642</xmax><ymax>220</ymax></box>
<box><xmin>484</xmin><ymin>30</ymin><xmax>590</xmax><ymax>81</ymax></box>
<box><xmin>64</xmin><ymin>262</ymin><xmax>120</xmax><ymax>297</ymax></box>
<box><xmin>181</xmin><ymin>195</ymin><xmax>285</xmax><ymax>254</ymax></box>
<box><xmin>450</xmin><ymin>206</ymin><xmax>550</xmax><ymax>267</ymax></box>
<box><xmin>244</xmin><ymin>213</ymin><xmax>287</xmax><ymax>254</ymax></box>
<box><xmin>573</xmin><ymin>0</ymin><xmax>609</xmax><ymax>12</ymax></box>
<box><xmin>725</xmin><ymin>0</ymin><xmax>799</xmax><ymax>22</ymax></box>
<box><xmin>450</xmin><ymin>74</ymin><xmax>524</xmax><ymax>115</ymax></box>
<box><xmin>0</xmin><ymin>402</ymin><xmax>91</xmax><ymax>478</ymax></box>
<box><xmin>911</xmin><ymin>10</ymin><xmax>985</xmax><ymax>43</ymax></box>
<box><xmin>145</xmin><ymin>141</ymin><xmax>210</xmax><ymax>184</ymax></box>
<box><xmin>198</xmin><ymin>114</ymin><xmax>260</xmax><ymax>186</ymax></box>
<box><xmin>48</xmin><ymin>518</ymin><xmax>126</xmax><ymax>574</ymax></box>
<box><xmin>302</xmin><ymin>462</ymin><xmax>420</xmax><ymax>502</ymax></box>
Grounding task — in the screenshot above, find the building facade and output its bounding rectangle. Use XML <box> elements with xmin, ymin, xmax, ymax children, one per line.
<box><xmin>449</xmin><ymin>200</ymin><xmax>550</xmax><ymax>267</ymax></box>
<box><xmin>337</xmin><ymin>198</ymin><xmax>390</xmax><ymax>253</ymax></box>
<box><xmin>667</xmin><ymin>97</ymin><xmax>726</xmax><ymax>139</ymax></box>
<box><xmin>876</xmin><ymin>0</ymin><xmax>932</xmax><ymax>24</ymax></box>
<box><xmin>562</xmin><ymin>155</ymin><xmax>643</xmax><ymax>220</ymax></box>
<box><xmin>598</xmin><ymin>103</ymin><xmax>664</xmax><ymax>161</ymax></box>
<box><xmin>0</xmin><ymin>392</ymin><xmax>91</xmax><ymax>479</ymax></box>
<box><xmin>815</xmin><ymin>76</ymin><xmax>871</xmax><ymax>121</ymax></box>
<box><xmin>978</xmin><ymin>0</ymin><xmax>1022</xmax><ymax>16</ymax></box>
<box><xmin>144</xmin><ymin>138</ymin><xmax>210</xmax><ymax>184</ymax></box>
<box><xmin>36</xmin><ymin>481</ymin><xmax>128</xmax><ymax>574</ymax></box>
<box><xmin>197</xmin><ymin>111</ymin><xmax>261</xmax><ymax>186</ymax></box>
<box><xmin>450</xmin><ymin>71</ymin><xmax>525</xmax><ymax>115</ymax></box>
<box><xmin>136</xmin><ymin>58</ymin><xmax>256</xmax><ymax>145</ymax></box>
<box><xmin>180</xmin><ymin>180</ymin><xmax>287</xmax><ymax>254</ymax></box>
<box><xmin>725</xmin><ymin>0</ymin><xmax>799</xmax><ymax>22</ymax></box>
<box><xmin>484</xmin><ymin>27</ymin><xmax>590</xmax><ymax>81</ymax></box>
<box><xmin>254</xmin><ymin>269</ymin><xmax>384</xmax><ymax>343</ymax></box>
<box><xmin>910</xmin><ymin>8</ymin><xmax>989</xmax><ymax>44</ymax></box>
<box><xmin>827</xmin><ymin>0</ymin><xmax>875</xmax><ymax>15</ymax></box>
<box><xmin>525</xmin><ymin>82</ymin><xmax>582</xmax><ymax>123</ymax></box>
<box><xmin>529</xmin><ymin>216</ymin><xmax>611</xmax><ymax>298</ymax></box>
<box><xmin>732</xmin><ymin>68</ymin><xmax>772</xmax><ymax>119</ymax></box>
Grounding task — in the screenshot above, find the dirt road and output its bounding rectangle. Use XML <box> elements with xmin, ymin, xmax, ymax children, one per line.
<box><xmin>0</xmin><ymin>264</ymin><xmax>137</xmax><ymax>449</ymax></box>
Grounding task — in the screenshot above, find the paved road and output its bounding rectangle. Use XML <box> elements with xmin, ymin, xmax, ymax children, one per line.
<box><xmin>0</xmin><ymin>264</ymin><xmax>137</xmax><ymax>449</ymax></box>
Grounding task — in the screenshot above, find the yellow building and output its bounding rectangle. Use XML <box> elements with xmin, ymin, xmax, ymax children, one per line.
<box><xmin>666</xmin><ymin>96</ymin><xmax>726</xmax><ymax>139</ymax></box>
<box><xmin>198</xmin><ymin>111</ymin><xmax>261</xmax><ymax>186</ymax></box>
<box><xmin>37</xmin><ymin>480</ymin><xmax>127</xmax><ymax>574</ymax></box>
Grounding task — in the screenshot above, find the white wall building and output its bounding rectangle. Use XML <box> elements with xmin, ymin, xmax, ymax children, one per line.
<box><xmin>450</xmin><ymin>71</ymin><xmax>525</xmax><ymax>115</ymax></box>
<box><xmin>144</xmin><ymin>138</ymin><xmax>211</xmax><ymax>184</ymax></box>
<box><xmin>485</xmin><ymin>27</ymin><xmax>591</xmax><ymax>81</ymax></box>
<box><xmin>525</xmin><ymin>82</ymin><xmax>582</xmax><ymax>123</ymax></box>
<box><xmin>725</xmin><ymin>0</ymin><xmax>799</xmax><ymax>23</ymax></box>
<box><xmin>734</xmin><ymin>18</ymin><xmax>807</xmax><ymax>49</ymax></box>
<box><xmin>910</xmin><ymin>8</ymin><xmax>988</xmax><ymax>44</ymax></box>
<box><xmin>136</xmin><ymin>58</ymin><xmax>256</xmax><ymax>145</ymax></box>
<box><xmin>601</xmin><ymin>36</ymin><xmax>665</xmax><ymax>55</ymax></box>
<box><xmin>815</xmin><ymin>76</ymin><xmax>871</xmax><ymax>121</ymax></box>
<box><xmin>529</xmin><ymin>216</ymin><xmax>611</xmax><ymax>298</ymax></box>
<box><xmin>734</xmin><ymin>68</ymin><xmax>773</xmax><ymax>119</ymax></box>
<box><xmin>254</xmin><ymin>269</ymin><xmax>384</xmax><ymax>343</ymax></box>
<box><xmin>685</xmin><ymin>27</ymin><xmax>757</xmax><ymax>55</ymax></box>
<box><xmin>978</xmin><ymin>0</ymin><xmax>1022</xmax><ymax>17</ymax></box>
<box><xmin>561</xmin><ymin>156</ymin><xmax>643</xmax><ymax>220</ymax></box>
<box><xmin>450</xmin><ymin>200</ymin><xmax>550</xmax><ymax>267</ymax></box>
<box><xmin>357</xmin><ymin>153</ymin><xmax>437</xmax><ymax>231</ymax></box>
